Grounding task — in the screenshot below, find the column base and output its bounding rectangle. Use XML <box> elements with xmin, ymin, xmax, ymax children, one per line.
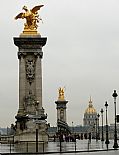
<box><xmin>14</xmin><ymin>131</ymin><xmax>48</xmax><ymax>143</ymax></box>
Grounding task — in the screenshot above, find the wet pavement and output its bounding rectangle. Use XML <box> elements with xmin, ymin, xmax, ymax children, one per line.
<box><xmin>0</xmin><ymin>139</ymin><xmax>119</xmax><ymax>154</ymax></box>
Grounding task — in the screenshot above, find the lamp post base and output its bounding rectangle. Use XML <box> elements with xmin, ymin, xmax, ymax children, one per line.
<box><xmin>105</xmin><ymin>140</ymin><xmax>109</xmax><ymax>144</ymax></box>
<box><xmin>101</xmin><ymin>138</ymin><xmax>104</xmax><ymax>141</ymax></box>
<box><xmin>113</xmin><ymin>142</ymin><xmax>118</xmax><ymax>149</ymax></box>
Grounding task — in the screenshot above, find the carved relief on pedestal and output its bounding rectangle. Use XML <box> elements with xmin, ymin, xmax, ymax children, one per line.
<box><xmin>60</xmin><ymin>109</ymin><xmax>64</xmax><ymax>121</ymax></box>
<box><xmin>24</xmin><ymin>90</ymin><xmax>36</xmax><ymax>114</ymax></box>
<box><xmin>26</xmin><ymin>58</ymin><xmax>35</xmax><ymax>84</ymax></box>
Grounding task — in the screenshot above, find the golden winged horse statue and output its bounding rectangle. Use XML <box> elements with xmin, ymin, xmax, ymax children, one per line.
<box><xmin>58</xmin><ymin>87</ymin><xmax>65</xmax><ymax>100</ymax></box>
<box><xmin>15</xmin><ymin>5</ymin><xmax>44</xmax><ymax>33</ymax></box>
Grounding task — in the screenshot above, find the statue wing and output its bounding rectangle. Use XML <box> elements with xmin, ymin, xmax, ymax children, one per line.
<box><xmin>15</xmin><ymin>13</ymin><xmax>24</xmax><ymax>20</ymax></box>
<box><xmin>31</xmin><ymin>5</ymin><xmax>44</xmax><ymax>14</ymax></box>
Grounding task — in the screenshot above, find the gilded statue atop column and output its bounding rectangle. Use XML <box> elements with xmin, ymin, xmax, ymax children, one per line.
<box><xmin>15</xmin><ymin>5</ymin><xmax>44</xmax><ymax>35</ymax></box>
<box><xmin>58</xmin><ymin>87</ymin><xmax>65</xmax><ymax>100</ymax></box>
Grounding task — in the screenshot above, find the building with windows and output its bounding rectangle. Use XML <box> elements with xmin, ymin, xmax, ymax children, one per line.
<box><xmin>83</xmin><ymin>97</ymin><xmax>98</xmax><ymax>139</ymax></box>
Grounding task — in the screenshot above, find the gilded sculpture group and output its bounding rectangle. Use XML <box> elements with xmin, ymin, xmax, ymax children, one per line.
<box><xmin>15</xmin><ymin>5</ymin><xmax>44</xmax><ymax>32</ymax></box>
<box><xmin>58</xmin><ymin>87</ymin><xmax>65</xmax><ymax>100</ymax></box>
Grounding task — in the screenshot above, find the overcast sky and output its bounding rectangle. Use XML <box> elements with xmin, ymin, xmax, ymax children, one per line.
<box><xmin>0</xmin><ymin>0</ymin><xmax>119</xmax><ymax>127</ymax></box>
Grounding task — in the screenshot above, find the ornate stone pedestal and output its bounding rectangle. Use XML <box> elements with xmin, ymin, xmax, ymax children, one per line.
<box><xmin>55</xmin><ymin>88</ymin><xmax>70</xmax><ymax>134</ymax></box>
<box><xmin>13</xmin><ymin>35</ymin><xmax>48</xmax><ymax>143</ymax></box>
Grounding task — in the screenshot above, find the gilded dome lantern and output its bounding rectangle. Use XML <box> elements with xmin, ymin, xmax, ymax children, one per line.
<box><xmin>85</xmin><ymin>97</ymin><xmax>96</xmax><ymax>114</ymax></box>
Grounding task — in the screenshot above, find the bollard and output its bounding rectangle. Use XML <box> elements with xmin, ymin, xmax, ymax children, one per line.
<box><xmin>88</xmin><ymin>140</ymin><xmax>90</xmax><ymax>151</ymax></box>
<box><xmin>74</xmin><ymin>134</ymin><xmax>76</xmax><ymax>152</ymax></box>
<box><xmin>75</xmin><ymin>141</ymin><xmax>76</xmax><ymax>152</ymax></box>
<box><xmin>13</xmin><ymin>136</ymin><xmax>14</xmax><ymax>146</ymax></box>
<box><xmin>60</xmin><ymin>139</ymin><xmax>62</xmax><ymax>152</ymax></box>
<box><xmin>43</xmin><ymin>142</ymin><xmax>44</xmax><ymax>153</ymax></box>
<box><xmin>26</xmin><ymin>141</ymin><xmax>28</xmax><ymax>152</ymax></box>
<box><xmin>36</xmin><ymin>129</ymin><xmax>38</xmax><ymax>152</ymax></box>
<box><xmin>60</xmin><ymin>135</ymin><xmax>62</xmax><ymax>152</ymax></box>
<box><xmin>10</xmin><ymin>141</ymin><xmax>11</xmax><ymax>153</ymax></box>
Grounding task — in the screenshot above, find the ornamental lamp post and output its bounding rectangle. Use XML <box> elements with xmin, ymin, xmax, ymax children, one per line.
<box><xmin>95</xmin><ymin>118</ymin><xmax>98</xmax><ymax>141</ymax></box>
<box><xmin>72</xmin><ymin>121</ymin><xmax>74</xmax><ymax>134</ymax></box>
<box><xmin>35</xmin><ymin>101</ymin><xmax>39</xmax><ymax>153</ymax></box>
<box><xmin>100</xmin><ymin>108</ymin><xmax>104</xmax><ymax>141</ymax></box>
<box><xmin>112</xmin><ymin>90</ymin><xmax>118</xmax><ymax>149</ymax></box>
<box><xmin>105</xmin><ymin>101</ymin><xmax>109</xmax><ymax>149</ymax></box>
<box><xmin>97</xmin><ymin>114</ymin><xmax>100</xmax><ymax>140</ymax></box>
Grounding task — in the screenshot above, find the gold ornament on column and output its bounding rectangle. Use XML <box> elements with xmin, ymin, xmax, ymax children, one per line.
<box><xmin>15</xmin><ymin>5</ymin><xmax>44</xmax><ymax>35</ymax></box>
<box><xmin>58</xmin><ymin>87</ymin><xmax>65</xmax><ymax>101</ymax></box>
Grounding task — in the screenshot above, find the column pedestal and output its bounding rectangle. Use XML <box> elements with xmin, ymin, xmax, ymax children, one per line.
<box><xmin>55</xmin><ymin>100</ymin><xmax>70</xmax><ymax>134</ymax></box>
<box><xmin>13</xmin><ymin>35</ymin><xmax>48</xmax><ymax>143</ymax></box>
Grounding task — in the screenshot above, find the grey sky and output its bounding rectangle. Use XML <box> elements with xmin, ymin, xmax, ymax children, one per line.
<box><xmin>0</xmin><ymin>0</ymin><xmax>119</xmax><ymax>127</ymax></box>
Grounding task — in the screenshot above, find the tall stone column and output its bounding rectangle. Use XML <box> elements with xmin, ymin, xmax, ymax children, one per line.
<box><xmin>13</xmin><ymin>4</ymin><xmax>49</xmax><ymax>143</ymax></box>
<box><xmin>55</xmin><ymin>100</ymin><xmax>68</xmax><ymax>123</ymax></box>
<box><xmin>55</xmin><ymin>88</ymin><xmax>70</xmax><ymax>135</ymax></box>
<box><xmin>14</xmin><ymin>37</ymin><xmax>46</xmax><ymax>114</ymax></box>
<box><xmin>13</xmin><ymin>36</ymin><xmax>48</xmax><ymax>142</ymax></box>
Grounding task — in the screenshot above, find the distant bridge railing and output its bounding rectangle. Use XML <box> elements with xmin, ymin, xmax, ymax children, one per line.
<box><xmin>57</xmin><ymin>120</ymin><xmax>71</xmax><ymax>134</ymax></box>
<box><xmin>0</xmin><ymin>135</ymin><xmax>14</xmax><ymax>144</ymax></box>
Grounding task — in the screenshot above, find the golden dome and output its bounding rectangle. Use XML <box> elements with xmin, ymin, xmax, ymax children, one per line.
<box><xmin>85</xmin><ymin>97</ymin><xmax>97</xmax><ymax>114</ymax></box>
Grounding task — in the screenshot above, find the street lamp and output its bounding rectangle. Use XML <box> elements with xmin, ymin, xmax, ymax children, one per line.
<box><xmin>95</xmin><ymin>118</ymin><xmax>98</xmax><ymax>141</ymax></box>
<box><xmin>100</xmin><ymin>108</ymin><xmax>104</xmax><ymax>141</ymax></box>
<box><xmin>112</xmin><ymin>90</ymin><xmax>118</xmax><ymax>149</ymax></box>
<box><xmin>35</xmin><ymin>101</ymin><xmax>39</xmax><ymax>153</ymax></box>
<box><xmin>72</xmin><ymin>121</ymin><xmax>74</xmax><ymax>134</ymax></box>
<box><xmin>97</xmin><ymin>114</ymin><xmax>100</xmax><ymax>140</ymax></box>
<box><xmin>105</xmin><ymin>101</ymin><xmax>109</xmax><ymax>148</ymax></box>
